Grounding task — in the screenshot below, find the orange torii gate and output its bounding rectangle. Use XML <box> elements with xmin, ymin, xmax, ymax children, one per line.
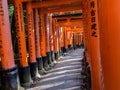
<box><xmin>52</xmin><ymin>14</ymin><xmax>83</xmax><ymax>52</ymax></box>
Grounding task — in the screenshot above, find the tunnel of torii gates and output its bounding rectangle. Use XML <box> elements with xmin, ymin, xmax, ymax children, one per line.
<box><xmin>0</xmin><ymin>0</ymin><xmax>120</xmax><ymax>90</ymax></box>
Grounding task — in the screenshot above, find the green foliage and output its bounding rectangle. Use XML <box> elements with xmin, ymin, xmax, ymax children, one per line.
<box><xmin>8</xmin><ymin>4</ymin><xmax>14</xmax><ymax>16</ymax></box>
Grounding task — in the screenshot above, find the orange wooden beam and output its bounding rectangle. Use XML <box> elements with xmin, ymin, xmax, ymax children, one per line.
<box><xmin>56</xmin><ymin>20</ymin><xmax>83</xmax><ymax>27</ymax></box>
<box><xmin>41</xmin><ymin>5</ymin><xmax>82</xmax><ymax>13</ymax></box>
<box><xmin>8</xmin><ymin>0</ymin><xmax>31</xmax><ymax>4</ymax></box>
<box><xmin>32</xmin><ymin>0</ymin><xmax>82</xmax><ymax>8</ymax></box>
<box><xmin>53</xmin><ymin>15</ymin><xmax>83</xmax><ymax>27</ymax></box>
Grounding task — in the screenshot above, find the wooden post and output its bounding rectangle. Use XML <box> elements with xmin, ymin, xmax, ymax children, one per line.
<box><xmin>61</xmin><ymin>27</ymin><xmax>66</xmax><ymax>53</ymax></box>
<box><xmin>98</xmin><ymin>0</ymin><xmax>120</xmax><ymax>89</ymax></box>
<box><xmin>26</xmin><ymin>2</ymin><xmax>40</xmax><ymax>80</ymax></box>
<box><xmin>53</xmin><ymin>19</ymin><xmax>59</xmax><ymax>60</ymax></box>
<box><xmin>45</xmin><ymin>14</ymin><xmax>53</xmax><ymax>67</ymax></box>
<box><xmin>34</xmin><ymin>9</ymin><xmax>46</xmax><ymax>75</ymax></box>
<box><xmin>14</xmin><ymin>0</ymin><xmax>31</xmax><ymax>85</ymax></box>
<box><xmin>83</xmin><ymin>0</ymin><xmax>103</xmax><ymax>89</ymax></box>
<box><xmin>39</xmin><ymin>10</ymin><xmax>50</xmax><ymax>71</ymax></box>
<box><xmin>0</xmin><ymin>0</ymin><xmax>18</xmax><ymax>89</ymax></box>
<box><xmin>64</xmin><ymin>27</ymin><xmax>68</xmax><ymax>51</ymax></box>
<box><xmin>49</xmin><ymin>14</ymin><xmax>56</xmax><ymax>63</ymax></box>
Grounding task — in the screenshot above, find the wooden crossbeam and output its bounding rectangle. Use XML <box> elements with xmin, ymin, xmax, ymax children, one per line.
<box><xmin>32</xmin><ymin>0</ymin><xmax>82</xmax><ymax>8</ymax></box>
<box><xmin>8</xmin><ymin>0</ymin><xmax>30</xmax><ymax>4</ymax></box>
<box><xmin>41</xmin><ymin>5</ymin><xmax>82</xmax><ymax>13</ymax></box>
<box><xmin>56</xmin><ymin>20</ymin><xmax>83</xmax><ymax>27</ymax></box>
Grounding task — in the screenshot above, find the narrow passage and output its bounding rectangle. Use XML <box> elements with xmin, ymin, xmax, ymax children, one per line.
<box><xmin>27</xmin><ymin>49</ymin><xmax>86</xmax><ymax>90</ymax></box>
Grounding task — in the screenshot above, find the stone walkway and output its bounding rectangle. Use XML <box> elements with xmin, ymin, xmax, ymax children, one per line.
<box><xmin>27</xmin><ymin>49</ymin><xmax>84</xmax><ymax>90</ymax></box>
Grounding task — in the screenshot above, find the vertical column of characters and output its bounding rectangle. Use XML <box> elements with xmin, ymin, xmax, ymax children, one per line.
<box><xmin>89</xmin><ymin>0</ymin><xmax>102</xmax><ymax>90</ymax></box>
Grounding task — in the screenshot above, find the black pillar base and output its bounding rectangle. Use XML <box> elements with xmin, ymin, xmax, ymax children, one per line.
<box><xmin>51</xmin><ymin>51</ymin><xmax>57</xmax><ymax>64</ymax></box>
<box><xmin>61</xmin><ymin>47</ymin><xmax>67</xmax><ymax>53</ymax></box>
<box><xmin>46</xmin><ymin>52</ymin><xmax>54</xmax><ymax>67</ymax></box>
<box><xmin>19</xmin><ymin>66</ymin><xmax>31</xmax><ymax>87</ymax></box>
<box><xmin>61</xmin><ymin>47</ymin><xmax>64</xmax><ymax>55</ymax></box>
<box><xmin>59</xmin><ymin>50</ymin><xmax>62</xmax><ymax>57</ymax></box>
<box><xmin>55</xmin><ymin>52</ymin><xmax>59</xmax><ymax>60</ymax></box>
<box><xmin>36</xmin><ymin>57</ymin><xmax>47</xmax><ymax>75</ymax></box>
<box><xmin>76</xmin><ymin>45</ymin><xmax>79</xmax><ymax>48</ymax></box>
<box><xmin>68</xmin><ymin>45</ymin><xmax>71</xmax><ymax>50</ymax></box>
<box><xmin>0</xmin><ymin>67</ymin><xmax>19</xmax><ymax>90</ymax></box>
<box><xmin>29</xmin><ymin>62</ymin><xmax>41</xmax><ymax>81</ymax></box>
<box><xmin>42</xmin><ymin>56</ymin><xmax>51</xmax><ymax>71</ymax></box>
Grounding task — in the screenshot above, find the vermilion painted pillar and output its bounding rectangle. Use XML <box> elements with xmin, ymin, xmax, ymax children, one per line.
<box><xmin>49</xmin><ymin>14</ymin><xmax>56</xmax><ymax>63</ymax></box>
<box><xmin>14</xmin><ymin>0</ymin><xmax>31</xmax><ymax>86</ymax></box>
<box><xmin>83</xmin><ymin>0</ymin><xmax>102</xmax><ymax>90</ymax></box>
<box><xmin>61</xmin><ymin>27</ymin><xmax>66</xmax><ymax>53</ymax></box>
<box><xmin>55</xmin><ymin>27</ymin><xmax>59</xmax><ymax>60</ymax></box>
<box><xmin>89</xmin><ymin>0</ymin><xmax>102</xmax><ymax>90</ymax></box>
<box><xmin>26</xmin><ymin>2</ymin><xmax>41</xmax><ymax>81</ymax></box>
<box><xmin>67</xmin><ymin>31</ymin><xmax>71</xmax><ymax>49</ymax></box>
<box><xmin>58</xmin><ymin>27</ymin><xmax>62</xmax><ymax>56</ymax></box>
<box><xmin>98</xmin><ymin>0</ymin><xmax>120</xmax><ymax>90</ymax></box>
<box><xmin>78</xmin><ymin>34</ymin><xmax>82</xmax><ymax>47</ymax></box>
<box><xmin>69</xmin><ymin>31</ymin><xmax>73</xmax><ymax>49</ymax></box>
<box><xmin>45</xmin><ymin>14</ymin><xmax>54</xmax><ymax>67</ymax></box>
<box><xmin>78</xmin><ymin>34</ymin><xmax>80</xmax><ymax>47</ymax></box>
<box><xmin>82</xmin><ymin>1</ymin><xmax>92</xmax><ymax>89</ymax></box>
<box><xmin>34</xmin><ymin>9</ymin><xmax>46</xmax><ymax>75</ymax></box>
<box><xmin>79</xmin><ymin>34</ymin><xmax>83</xmax><ymax>46</ymax></box>
<box><xmin>70</xmin><ymin>31</ymin><xmax>73</xmax><ymax>49</ymax></box>
<box><xmin>0</xmin><ymin>0</ymin><xmax>18</xmax><ymax>89</ymax></box>
<box><xmin>76</xmin><ymin>34</ymin><xmax>79</xmax><ymax>48</ymax></box>
<box><xmin>64</xmin><ymin>27</ymin><xmax>68</xmax><ymax>51</ymax></box>
<box><xmin>53</xmin><ymin>19</ymin><xmax>59</xmax><ymax>60</ymax></box>
<box><xmin>39</xmin><ymin>10</ymin><xmax>50</xmax><ymax>71</ymax></box>
<box><xmin>73</xmin><ymin>33</ymin><xmax>76</xmax><ymax>50</ymax></box>
<box><xmin>82</xmin><ymin>1</ymin><xmax>91</xmax><ymax>64</ymax></box>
